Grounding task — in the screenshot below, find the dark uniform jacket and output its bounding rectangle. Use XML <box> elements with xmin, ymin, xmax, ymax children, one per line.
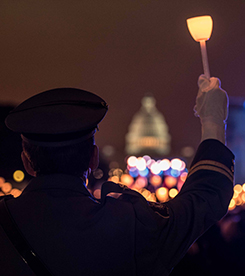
<box><xmin>0</xmin><ymin>139</ymin><xmax>234</xmax><ymax>276</ymax></box>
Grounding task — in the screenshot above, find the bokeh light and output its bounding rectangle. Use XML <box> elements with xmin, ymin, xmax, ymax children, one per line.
<box><xmin>0</xmin><ymin>177</ymin><xmax>5</xmax><ymax>186</ymax></box>
<box><xmin>228</xmin><ymin>199</ymin><xmax>236</xmax><ymax>211</ymax></box>
<box><xmin>171</xmin><ymin>158</ymin><xmax>183</xmax><ymax>170</ymax></box>
<box><xmin>129</xmin><ymin>167</ymin><xmax>139</xmax><ymax>178</ymax></box>
<box><xmin>10</xmin><ymin>188</ymin><xmax>22</xmax><ymax>198</ymax></box>
<box><xmin>138</xmin><ymin>168</ymin><xmax>149</xmax><ymax>177</ymax></box>
<box><xmin>1</xmin><ymin>182</ymin><xmax>12</xmax><ymax>193</ymax></box>
<box><xmin>108</xmin><ymin>176</ymin><xmax>119</xmax><ymax>183</ymax></box>
<box><xmin>165</xmin><ymin>176</ymin><xmax>177</xmax><ymax>188</ymax></box>
<box><xmin>121</xmin><ymin>174</ymin><xmax>134</xmax><ymax>186</ymax></box>
<box><xmin>13</xmin><ymin>170</ymin><xmax>25</xmax><ymax>182</ymax></box>
<box><xmin>127</xmin><ymin>156</ymin><xmax>137</xmax><ymax>167</ymax></box>
<box><xmin>143</xmin><ymin>155</ymin><xmax>151</xmax><ymax>164</ymax></box>
<box><xmin>156</xmin><ymin>187</ymin><xmax>169</xmax><ymax>202</ymax></box>
<box><xmin>180</xmin><ymin>172</ymin><xmax>188</xmax><ymax>182</ymax></box>
<box><xmin>234</xmin><ymin>184</ymin><xmax>242</xmax><ymax>194</ymax></box>
<box><xmin>93</xmin><ymin>169</ymin><xmax>104</xmax><ymax>180</ymax></box>
<box><xmin>93</xmin><ymin>188</ymin><xmax>101</xmax><ymax>199</ymax></box>
<box><xmin>170</xmin><ymin>169</ymin><xmax>181</xmax><ymax>178</ymax></box>
<box><xmin>101</xmin><ymin>153</ymin><xmax>245</xmax><ymax>212</ymax></box>
<box><xmin>113</xmin><ymin>168</ymin><xmax>123</xmax><ymax>177</ymax></box>
<box><xmin>150</xmin><ymin>175</ymin><xmax>162</xmax><ymax>187</ymax></box>
<box><xmin>169</xmin><ymin>188</ymin><xmax>178</xmax><ymax>198</ymax></box>
<box><xmin>160</xmin><ymin>159</ymin><xmax>171</xmax><ymax>171</ymax></box>
<box><xmin>150</xmin><ymin>162</ymin><xmax>162</xmax><ymax>175</ymax></box>
<box><xmin>134</xmin><ymin>177</ymin><xmax>147</xmax><ymax>189</ymax></box>
<box><xmin>140</xmin><ymin>188</ymin><xmax>152</xmax><ymax>200</ymax></box>
<box><xmin>136</xmin><ymin>157</ymin><xmax>146</xmax><ymax>171</ymax></box>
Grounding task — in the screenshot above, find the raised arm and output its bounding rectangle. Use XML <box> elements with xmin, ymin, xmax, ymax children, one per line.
<box><xmin>154</xmin><ymin>75</ymin><xmax>234</xmax><ymax>274</ymax></box>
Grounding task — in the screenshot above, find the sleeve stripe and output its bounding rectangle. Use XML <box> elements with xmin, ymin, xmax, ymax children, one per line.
<box><xmin>189</xmin><ymin>160</ymin><xmax>234</xmax><ymax>178</ymax></box>
<box><xmin>188</xmin><ymin>160</ymin><xmax>234</xmax><ymax>183</ymax></box>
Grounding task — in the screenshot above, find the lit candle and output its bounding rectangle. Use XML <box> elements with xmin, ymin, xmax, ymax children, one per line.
<box><xmin>186</xmin><ymin>15</ymin><xmax>213</xmax><ymax>79</ymax></box>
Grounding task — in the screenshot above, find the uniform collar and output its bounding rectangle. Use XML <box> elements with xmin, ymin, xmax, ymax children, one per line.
<box><xmin>22</xmin><ymin>173</ymin><xmax>92</xmax><ymax>197</ymax></box>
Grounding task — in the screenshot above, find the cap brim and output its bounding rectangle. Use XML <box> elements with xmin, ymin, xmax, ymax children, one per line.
<box><xmin>5</xmin><ymin>87</ymin><xmax>108</xmax><ymax>137</ymax></box>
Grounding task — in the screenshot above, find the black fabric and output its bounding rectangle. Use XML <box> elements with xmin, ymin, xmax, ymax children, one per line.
<box><xmin>191</xmin><ymin>139</ymin><xmax>235</xmax><ymax>170</ymax></box>
<box><xmin>0</xmin><ymin>197</ymin><xmax>53</xmax><ymax>276</ymax></box>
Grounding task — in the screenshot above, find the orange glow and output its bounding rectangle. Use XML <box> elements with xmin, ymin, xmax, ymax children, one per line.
<box><xmin>165</xmin><ymin>176</ymin><xmax>177</xmax><ymax>188</ymax></box>
<box><xmin>108</xmin><ymin>176</ymin><xmax>119</xmax><ymax>183</ymax></box>
<box><xmin>140</xmin><ymin>188</ymin><xmax>151</xmax><ymax>199</ymax></box>
<box><xmin>146</xmin><ymin>193</ymin><xmax>157</xmax><ymax>202</ymax></box>
<box><xmin>169</xmin><ymin>188</ymin><xmax>178</xmax><ymax>198</ymax></box>
<box><xmin>136</xmin><ymin>188</ymin><xmax>155</xmax><ymax>201</ymax></box>
<box><xmin>150</xmin><ymin>175</ymin><xmax>162</xmax><ymax>187</ymax></box>
<box><xmin>121</xmin><ymin>174</ymin><xmax>134</xmax><ymax>186</ymax></box>
<box><xmin>93</xmin><ymin>188</ymin><xmax>101</xmax><ymax>199</ymax></box>
<box><xmin>242</xmin><ymin>183</ymin><xmax>245</xmax><ymax>192</ymax></box>
<box><xmin>0</xmin><ymin>177</ymin><xmax>5</xmax><ymax>186</ymax></box>
<box><xmin>228</xmin><ymin>199</ymin><xmax>236</xmax><ymax>211</ymax></box>
<box><xmin>242</xmin><ymin>193</ymin><xmax>245</xmax><ymax>203</ymax></box>
<box><xmin>10</xmin><ymin>188</ymin><xmax>22</xmax><ymax>198</ymax></box>
<box><xmin>235</xmin><ymin>197</ymin><xmax>243</xmax><ymax>206</ymax></box>
<box><xmin>1</xmin><ymin>182</ymin><xmax>12</xmax><ymax>193</ymax></box>
<box><xmin>187</xmin><ymin>15</ymin><xmax>213</xmax><ymax>42</ymax></box>
<box><xmin>234</xmin><ymin>184</ymin><xmax>242</xmax><ymax>193</ymax></box>
<box><xmin>156</xmin><ymin>187</ymin><xmax>169</xmax><ymax>202</ymax></box>
<box><xmin>13</xmin><ymin>170</ymin><xmax>25</xmax><ymax>182</ymax></box>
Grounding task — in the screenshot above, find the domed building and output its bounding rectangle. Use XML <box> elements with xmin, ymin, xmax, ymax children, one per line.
<box><xmin>125</xmin><ymin>95</ymin><xmax>171</xmax><ymax>157</ymax></box>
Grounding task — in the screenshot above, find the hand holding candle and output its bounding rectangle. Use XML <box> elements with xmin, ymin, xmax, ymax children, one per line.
<box><xmin>187</xmin><ymin>15</ymin><xmax>213</xmax><ymax>80</ymax></box>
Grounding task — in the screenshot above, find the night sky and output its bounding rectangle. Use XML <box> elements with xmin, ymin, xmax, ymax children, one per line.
<box><xmin>0</xmin><ymin>0</ymin><xmax>244</xmax><ymax>161</ymax></box>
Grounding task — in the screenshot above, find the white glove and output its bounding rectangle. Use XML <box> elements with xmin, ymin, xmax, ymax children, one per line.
<box><xmin>194</xmin><ymin>75</ymin><xmax>229</xmax><ymax>126</ymax></box>
<box><xmin>194</xmin><ymin>75</ymin><xmax>229</xmax><ymax>144</ymax></box>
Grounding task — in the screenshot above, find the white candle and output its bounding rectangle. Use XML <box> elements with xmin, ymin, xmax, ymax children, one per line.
<box><xmin>187</xmin><ymin>15</ymin><xmax>213</xmax><ymax>79</ymax></box>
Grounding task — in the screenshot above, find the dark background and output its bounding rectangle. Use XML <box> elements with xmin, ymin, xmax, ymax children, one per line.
<box><xmin>0</xmin><ymin>0</ymin><xmax>244</xmax><ymax>161</ymax></box>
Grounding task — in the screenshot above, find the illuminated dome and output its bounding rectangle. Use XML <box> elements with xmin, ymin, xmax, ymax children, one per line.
<box><xmin>125</xmin><ymin>95</ymin><xmax>171</xmax><ymax>156</ymax></box>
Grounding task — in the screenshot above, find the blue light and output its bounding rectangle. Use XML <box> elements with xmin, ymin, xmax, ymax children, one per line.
<box><xmin>138</xmin><ymin>168</ymin><xmax>149</xmax><ymax>177</ymax></box>
<box><xmin>170</xmin><ymin>169</ymin><xmax>180</xmax><ymax>177</ymax></box>
<box><xmin>163</xmin><ymin>169</ymin><xmax>171</xmax><ymax>176</ymax></box>
<box><xmin>158</xmin><ymin>171</ymin><xmax>164</xmax><ymax>177</ymax></box>
<box><xmin>129</xmin><ymin>167</ymin><xmax>139</xmax><ymax>178</ymax></box>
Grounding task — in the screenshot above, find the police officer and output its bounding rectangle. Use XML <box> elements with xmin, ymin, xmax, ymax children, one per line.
<box><xmin>0</xmin><ymin>75</ymin><xmax>234</xmax><ymax>276</ymax></box>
